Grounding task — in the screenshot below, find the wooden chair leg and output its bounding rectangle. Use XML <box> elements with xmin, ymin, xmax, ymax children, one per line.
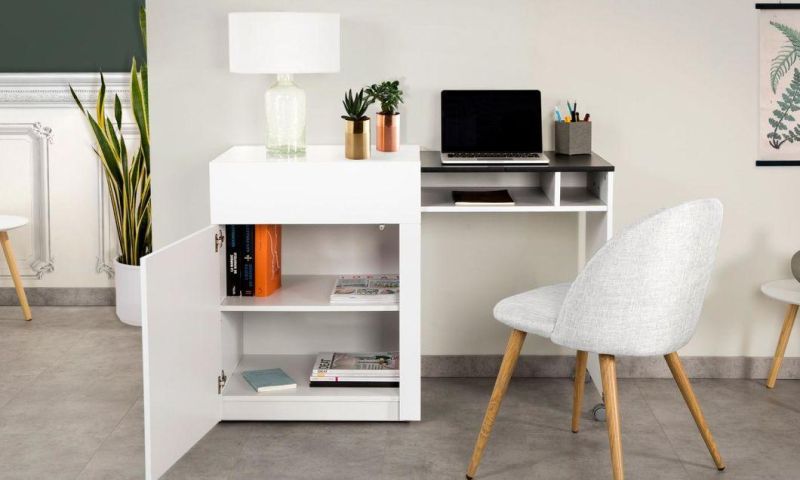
<box><xmin>664</xmin><ymin>352</ymin><xmax>725</xmax><ymax>471</ymax></box>
<box><xmin>466</xmin><ymin>329</ymin><xmax>527</xmax><ymax>480</ymax></box>
<box><xmin>599</xmin><ymin>354</ymin><xmax>624</xmax><ymax>480</ymax></box>
<box><xmin>0</xmin><ymin>232</ymin><xmax>32</xmax><ymax>321</ymax></box>
<box><xmin>572</xmin><ymin>350</ymin><xmax>588</xmax><ymax>433</ymax></box>
<box><xmin>766</xmin><ymin>304</ymin><xmax>798</xmax><ymax>389</ymax></box>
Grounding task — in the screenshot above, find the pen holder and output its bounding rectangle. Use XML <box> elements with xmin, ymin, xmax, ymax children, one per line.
<box><xmin>555</xmin><ymin>122</ymin><xmax>591</xmax><ymax>155</ymax></box>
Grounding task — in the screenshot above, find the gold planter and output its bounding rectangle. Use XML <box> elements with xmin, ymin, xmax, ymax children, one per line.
<box><xmin>376</xmin><ymin>113</ymin><xmax>399</xmax><ymax>152</ymax></box>
<box><xmin>344</xmin><ymin>118</ymin><xmax>370</xmax><ymax>160</ymax></box>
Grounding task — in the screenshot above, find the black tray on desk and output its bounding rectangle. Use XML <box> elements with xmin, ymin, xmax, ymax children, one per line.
<box><xmin>421</xmin><ymin>151</ymin><xmax>614</xmax><ymax>172</ymax></box>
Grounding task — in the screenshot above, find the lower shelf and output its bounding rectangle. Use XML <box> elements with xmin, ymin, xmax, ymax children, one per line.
<box><xmin>222</xmin><ymin>354</ymin><xmax>400</xmax><ymax>421</ymax></box>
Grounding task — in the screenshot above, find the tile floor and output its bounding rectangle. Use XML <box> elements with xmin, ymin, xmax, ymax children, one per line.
<box><xmin>1</xmin><ymin>306</ymin><xmax>799</xmax><ymax>479</ymax></box>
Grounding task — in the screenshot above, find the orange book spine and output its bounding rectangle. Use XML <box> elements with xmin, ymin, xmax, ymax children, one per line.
<box><xmin>254</xmin><ymin>225</ymin><xmax>281</xmax><ymax>297</ymax></box>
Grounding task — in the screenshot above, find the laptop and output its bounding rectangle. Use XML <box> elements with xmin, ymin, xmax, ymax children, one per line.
<box><xmin>441</xmin><ymin>90</ymin><xmax>547</xmax><ymax>165</ymax></box>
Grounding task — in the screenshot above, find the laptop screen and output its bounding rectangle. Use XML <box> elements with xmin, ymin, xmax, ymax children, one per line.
<box><xmin>441</xmin><ymin>90</ymin><xmax>542</xmax><ymax>154</ymax></box>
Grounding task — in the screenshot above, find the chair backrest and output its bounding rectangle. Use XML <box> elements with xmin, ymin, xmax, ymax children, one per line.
<box><xmin>550</xmin><ymin>199</ymin><xmax>723</xmax><ymax>356</ymax></box>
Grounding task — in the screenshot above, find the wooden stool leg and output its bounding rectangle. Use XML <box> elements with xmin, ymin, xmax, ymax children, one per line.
<box><xmin>664</xmin><ymin>352</ymin><xmax>725</xmax><ymax>471</ymax></box>
<box><xmin>600</xmin><ymin>354</ymin><xmax>624</xmax><ymax>480</ymax></box>
<box><xmin>466</xmin><ymin>329</ymin><xmax>526</xmax><ymax>480</ymax></box>
<box><xmin>0</xmin><ymin>232</ymin><xmax>31</xmax><ymax>321</ymax></box>
<box><xmin>572</xmin><ymin>350</ymin><xmax>588</xmax><ymax>433</ymax></box>
<box><xmin>766</xmin><ymin>304</ymin><xmax>798</xmax><ymax>389</ymax></box>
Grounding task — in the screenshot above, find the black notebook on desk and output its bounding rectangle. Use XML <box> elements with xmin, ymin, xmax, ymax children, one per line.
<box><xmin>452</xmin><ymin>190</ymin><xmax>515</xmax><ymax>206</ymax></box>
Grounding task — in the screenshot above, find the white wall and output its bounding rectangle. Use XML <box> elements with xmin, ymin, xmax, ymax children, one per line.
<box><xmin>0</xmin><ymin>74</ymin><xmax>131</xmax><ymax>288</ymax></box>
<box><xmin>148</xmin><ymin>0</ymin><xmax>800</xmax><ymax>357</ymax></box>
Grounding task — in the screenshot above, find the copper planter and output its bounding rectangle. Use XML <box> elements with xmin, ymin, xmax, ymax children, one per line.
<box><xmin>344</xmin><ymin>118</ymin><xmax>370</xmax><ymax>160</ymax></box>
<box><xmin>376</xmin><ymin>113</ymin><xmax>400</xmax><ymax>152</ymax></box>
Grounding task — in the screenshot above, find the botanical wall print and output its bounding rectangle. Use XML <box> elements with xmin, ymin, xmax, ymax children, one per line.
<box><xmin>758</xmin><ymin>4</ymin><xmax>800</xmax><ymax>166</ymax></box>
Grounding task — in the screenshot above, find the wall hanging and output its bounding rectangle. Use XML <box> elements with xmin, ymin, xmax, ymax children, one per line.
<box><xmin>757</xmin><ymin>3</ymin><xmax>800</xmax><ymax>166</ymax></box>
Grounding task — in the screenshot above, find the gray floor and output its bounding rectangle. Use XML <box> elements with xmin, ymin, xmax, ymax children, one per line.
<box><xmin>2</xmin><ymin>307</ymin><xmax>800</xmax><ymax>479</ymax></box>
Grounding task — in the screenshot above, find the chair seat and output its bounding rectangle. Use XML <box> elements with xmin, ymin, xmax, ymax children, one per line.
<box><xmin>493</xmin><ymin>283</ymin><xmax>571</xmax><ymax>337</ymax></box>
<box><xmin>0</xmin><ymin>215</ymin><xmax>28</xmax><ymax>232</ymax></box>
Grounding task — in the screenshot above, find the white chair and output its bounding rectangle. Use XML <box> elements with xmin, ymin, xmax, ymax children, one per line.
<box><xmin>466</xmin><ymin>199</ymin><xmax>725</xmax><ymax>480</ymax></box>
<box><xmin>0</xmin><ymin>215</ymin><xmax>32</xmax><ymax>321</ymax></box>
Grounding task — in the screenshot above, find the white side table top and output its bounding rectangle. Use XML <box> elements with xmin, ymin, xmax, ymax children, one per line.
<box><xmin>0</xmin><ymin>215</ymin><xmax>28</xmax><ymax>232</ymax></box>
<box><xmin>762</xmin><ymin>279</ymin><xmax>800</xmax><ymax>305</ymax></box>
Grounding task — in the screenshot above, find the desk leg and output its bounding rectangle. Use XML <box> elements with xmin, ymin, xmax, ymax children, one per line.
<box><xmin>582</xmin><ymin>173</ymin><xmax>614</xmax><ymax>411</ymax></box>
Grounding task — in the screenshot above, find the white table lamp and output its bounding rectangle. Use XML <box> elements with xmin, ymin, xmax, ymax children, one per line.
<box><xmin>229</xmin><ymin>12</ymin><xmax>340</xmax><ymax>155</ymax></box>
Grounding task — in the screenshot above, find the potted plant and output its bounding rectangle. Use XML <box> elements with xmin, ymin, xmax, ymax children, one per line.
<box><xmin>70</xmin><ymin>7</ymin><xmax>150</xmax><ymax>326</ymax></box>
<box><xmin>366</xmin><ymin>80</ymin><xmax>404</xmax><ymax>152</ymax></box>
<box><xmin>342</xmin><ymin>88</ymin><xmax>373</xmax><ymax>160</ymax></box>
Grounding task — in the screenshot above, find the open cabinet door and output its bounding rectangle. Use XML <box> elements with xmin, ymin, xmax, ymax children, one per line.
<box><xmin>141</xmin><ymin>225</ymin><xmax>224</xmax><ymax>479</ymax></box>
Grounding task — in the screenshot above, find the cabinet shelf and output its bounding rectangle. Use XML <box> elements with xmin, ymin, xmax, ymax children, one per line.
<box><xmin>220</xmin><ymin>274</ymin><xmax>400</xmax><ymax>312</ymax></box>
<box><xmin>222</xmin><ymin>354</ymin><xmax>400</xmax><ymax>421</ymax></box>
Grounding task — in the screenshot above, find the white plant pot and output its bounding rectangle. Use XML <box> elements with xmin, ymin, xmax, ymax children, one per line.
<box><xmin>114</xmin><ymin>259</ymin><xmax>142</xmax><ymax>327</ymax></box>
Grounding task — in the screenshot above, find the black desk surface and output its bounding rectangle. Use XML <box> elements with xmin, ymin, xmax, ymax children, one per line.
<box><xmin>421</xmin><ymin>151</ymin><xmax>614</xmax><ymax>172</ymax></box>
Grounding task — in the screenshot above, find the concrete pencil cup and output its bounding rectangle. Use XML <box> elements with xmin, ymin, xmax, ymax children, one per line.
<box><xmin>555</xmin><ymin>122</ymin><xmax>591</xmax><ymax>155</ymax></box>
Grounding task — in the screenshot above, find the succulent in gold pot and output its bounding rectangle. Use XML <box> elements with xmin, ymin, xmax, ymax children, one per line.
<box><xmin>342</xmin><ymin>88</ymin><xmax>373</xmax><ymax>160</ymax></box>
<box><xmin>366</xmin><ymin>80</ymin><xmax>404</xmax><ymax>152</ymax></box>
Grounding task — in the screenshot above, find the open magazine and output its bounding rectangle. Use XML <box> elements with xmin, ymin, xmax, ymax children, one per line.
<box><xmin>329</xmin><ymin>274</ymin><xmax>399</xmax><ymax>304</ymax></box>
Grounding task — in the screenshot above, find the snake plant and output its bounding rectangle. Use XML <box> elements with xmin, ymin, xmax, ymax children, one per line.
<box><xmin>70</xmin><ymin>7</ymin><xmax>151</xmax><ymax>266</ymax></box>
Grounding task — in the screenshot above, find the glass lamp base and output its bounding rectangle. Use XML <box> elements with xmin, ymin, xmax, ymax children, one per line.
<box><xmin>265</xmin><ymin>74</ymin><xmax>306</xmax><ymax>156</ymax></box>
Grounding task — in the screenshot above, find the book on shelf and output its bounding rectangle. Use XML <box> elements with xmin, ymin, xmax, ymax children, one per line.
<box><xmin>254</xmin><ymin>224</ymin><xmax>281</xmax><ymax>297</ymax></box>
<box><xmin>311</xmin><ymin>351</ymin><xmax>399</xmax><ymax>378</ymax></box>
<box><xmin>241</xmin><ymin>225</ymin><xmax>255</xmax><ymax>296</ymax></box>
<box><xmin>329</xmin><ymin>274</ymin><xmax>399</xmax><ymax>304</ymax></box>
<box><xmin>242</xmin><ymin>368</ymin><xmax>296</xmax><ymax>392</ymax></box>
<box><xmin>225</xmin><ymin>225</ymin><xmax>242</xmax><ymax>296</ymax></box>
<box><xmin>452</xmin><ymin>189</ymin><xmax>515</xmax><ymax>206</ymax></box>
<box><xmin>226</xmin><ymin>224</ymin><xmax>282</xmax><ymax>297</ymax></box>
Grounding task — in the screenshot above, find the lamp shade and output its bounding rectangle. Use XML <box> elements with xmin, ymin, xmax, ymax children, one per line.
<box><xmin>228</xmin><ymin>12</ymin><xmax>340</xmax><ymax>74</ymax></box>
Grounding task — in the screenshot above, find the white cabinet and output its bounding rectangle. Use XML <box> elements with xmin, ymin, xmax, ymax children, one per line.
<box><xmin>142</xmin><ymin>146</ymin><xmax>421</xmax><ymax>480</ymax></box>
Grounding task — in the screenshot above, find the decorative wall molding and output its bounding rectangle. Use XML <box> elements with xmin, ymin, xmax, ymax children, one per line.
<box><xmin>0</xmin><ymin>73</ymin><xmax>130</xmax><ymax>108</ymax></box>
<box><xmin>0</xmin><ymin>122</ymin><xmax>54</xmax><ymax>279</ymax></box>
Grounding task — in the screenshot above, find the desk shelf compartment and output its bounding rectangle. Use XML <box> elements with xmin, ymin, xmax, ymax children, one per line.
<box><xmin>421</xmin><ymin>170</ymin><xmax>610</xmax><ymax>213</ymax></box>
<box><xmin>560</xmin><ymin>172</ymin><xmax>612</xmax><ymax>212</ymax></box>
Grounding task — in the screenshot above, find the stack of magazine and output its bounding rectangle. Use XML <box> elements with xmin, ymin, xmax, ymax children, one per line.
<box><xmin>329</xmin><ymin>274</ymin><xmax>399</xmax><ymax>305</ymax></box>
<box><xmin>310</xmin><ymin>351</ymin><xmax>399</xmax><ymax>387</ymax></box>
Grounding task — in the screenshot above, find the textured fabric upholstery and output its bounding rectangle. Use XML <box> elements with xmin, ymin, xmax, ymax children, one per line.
<box><xmin>494</xmin><ymin>283</ymin><xmax>571</xmax><ymax>337</ymax></box>
<box><xmin>549</xmin><ymin>199</ymin><xmax>723</xmax><ymax>356</ymax></box>
<box><xmin>492</xmin><ymin>199</ymin><xmax>723</xmax><ymax>357</ymax></box>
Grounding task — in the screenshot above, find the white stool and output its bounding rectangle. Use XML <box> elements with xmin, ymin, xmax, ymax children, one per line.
<box><xmin>761</xmin><ymin>279</ymin><xmax>800</xmax><ymax>388</ymax></box>
<box><xmin>0</xmin><ymin>215</ymin><xmax>32</xmax><ymax>321</ymax></box>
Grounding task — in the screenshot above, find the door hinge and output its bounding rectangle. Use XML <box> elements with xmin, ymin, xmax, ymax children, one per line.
<box><xmin>215</xmin><ymin>230</ymin><xmax>225</xmax><ymax>253</ymax></box>
<box><xmin>217</xmin><ymin>370</ymin><xmax>227</xmax><ymax>394</ymax></box>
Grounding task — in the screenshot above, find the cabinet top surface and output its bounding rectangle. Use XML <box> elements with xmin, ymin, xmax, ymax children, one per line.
<box><xmin>212</xmin><ymin>145</ymin><xmax>421</xmax><ymax>164</ymax></box>
<box><xmin>421</xmin><ymin>151</ymin><xmax>614</xmax><ymax>172</ymax></box>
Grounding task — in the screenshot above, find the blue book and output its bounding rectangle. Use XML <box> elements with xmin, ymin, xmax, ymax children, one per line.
<box><xmin>242</xmin><ymin>368</ymin><xmax>296</xmax><ymax>393</ymax></box>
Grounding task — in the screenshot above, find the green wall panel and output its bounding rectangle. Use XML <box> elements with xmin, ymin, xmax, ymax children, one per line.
<box><xmin>0</xmin><ymin>0</ymin><xmax>145</xmax><ymax>72</ymax></box>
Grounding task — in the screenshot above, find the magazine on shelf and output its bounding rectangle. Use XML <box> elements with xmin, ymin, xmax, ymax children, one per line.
<box><xmin>311</xmin><ymin>351</ymin><xmax>400</xmax><ymax>378</ymax></box>
<box><xmin>329</xmin><ymin>274</ymin><xmax>399</xmax><ymax>304</ymax></box>
<box><xmin>309</xmin><ymin>378</ymin><xmax>399</xmax><ymax>388</ymax></box>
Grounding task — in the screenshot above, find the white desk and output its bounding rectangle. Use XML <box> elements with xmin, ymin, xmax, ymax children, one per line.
<box><xmin>421</xmin><ymin>151</ymin><xmax>615</xmax><ymax>406</ymax></box>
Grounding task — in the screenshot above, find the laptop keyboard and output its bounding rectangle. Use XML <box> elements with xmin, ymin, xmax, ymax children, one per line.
<box><xmin>447</xmin><ymin>152</ymin><xmax>541</xmax><ymax>158</ymax></box>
